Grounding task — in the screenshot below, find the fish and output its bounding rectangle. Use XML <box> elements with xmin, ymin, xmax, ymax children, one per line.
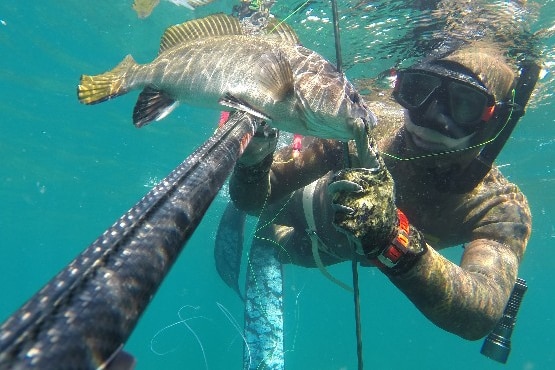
<box><xmin>132</xmin><ymin>0</ymin><xmax>160</xmax><ymax>19</ymax></box>
<box><xmin>166</xmin><ymin>0</ymin><xmax>216</xmax><ymax>11</ymax></box>
<box><xmin>132</xmin><ymin>0</ymin><xmax>216</xmax><ymax>19</ymax></box>
<box><xmin>77</xmin><ymin>14</ymin><xmax>375</xmax><ymax>141</ymax></box>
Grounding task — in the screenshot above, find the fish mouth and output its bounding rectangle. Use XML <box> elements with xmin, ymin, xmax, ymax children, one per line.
<box><xmin>404</xmin><ymin>112</ymin><xmax>475</xmax><ymax>152</ymax></box>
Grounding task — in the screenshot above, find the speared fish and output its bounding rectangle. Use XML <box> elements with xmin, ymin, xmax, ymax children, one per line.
<box><xmin>133</xmin><ymin>0</ymin><xmax>217</xmax><ymax>19</ymax></box>
<box><xmin>77</xmin><ymin>14</ymin><xmax>375</xmax><ymax>141</ymax></box>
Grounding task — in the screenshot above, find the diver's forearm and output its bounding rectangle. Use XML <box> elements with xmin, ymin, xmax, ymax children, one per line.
<box><xmin>229</xmin><ymin>154</ymin><xmax>273</xmax><ymax>214</ymax></box>
<box><xmin>385</xmin><ymin>243</ymin><xmax>517</xmax><ymax>340</ymax></box>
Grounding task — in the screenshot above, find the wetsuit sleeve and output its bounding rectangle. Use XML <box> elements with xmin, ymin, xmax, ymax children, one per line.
<box><xmin>385</xmin><ymin>174</ymin><xmax>531</xmax><ymax>340</ymax></box>
<box><xmin>229</xmin><ymin>138</ymin><xmax>344</xmax><ymax>214</ymax></box>
<box><xmin>229</xmin><ymin>153</ymin><xmax>274</xmax><ymax>214</ymax></box>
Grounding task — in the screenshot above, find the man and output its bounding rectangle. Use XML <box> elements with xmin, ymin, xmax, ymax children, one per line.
<box><xmin>228</xmin><ymin>41</ymin><xmax>537</xmax><ymax>340</ymax></box>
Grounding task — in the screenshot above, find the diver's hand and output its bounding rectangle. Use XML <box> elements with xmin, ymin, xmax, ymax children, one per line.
<box><xmin>238</xmin><ymin>125</ymin><xmax>279</xmax><ymax>166</ymax></box>
<box><xmin>328</xmin><ymin>167</ymin><xmax>397</xmax><ymax>257</ymax></box>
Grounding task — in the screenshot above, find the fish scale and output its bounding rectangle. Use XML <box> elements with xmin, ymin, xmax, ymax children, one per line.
<box><xmin>132</xmin><ymin>37</ymin><xmax>285</xmax><ymax>107</ymax></box>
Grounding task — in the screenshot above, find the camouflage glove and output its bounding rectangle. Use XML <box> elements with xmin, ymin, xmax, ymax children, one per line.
<box><xmin>237</xmin><ymin>124</ymin><xmax>278</xmax><ymax>166</ymax></box>
<box><xmin>328</xmin><ymin>166</ymin><xmax>398</xmax><ymax>258</ymax></box>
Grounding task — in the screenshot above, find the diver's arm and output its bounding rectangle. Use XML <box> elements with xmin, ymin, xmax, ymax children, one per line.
<box><xmin>269</xmin><ymin>138</ymin><xmax>344</xmax><ymax>201</ymax></box>
<box><xmin>330</xmin><ymin>165</ymin><xmax>530</xmax><ymax>340</ymax></box>
<box><xmin>385</xmin><ymin>179</ymin><xmax>530</xmax><ymax>339</ymax></box>
<box><xmin>229</xmin><ymin>138</ymin><xmax>344</xmax><ymax>214</ymax></box>
<box><xmin>229</xmin><ymin>153</ymin><xmax>274</xmax><ymax>214</ymax></box>
<box><xmin>386</xmin><ymin>237</ymin><xmax>522</xmax><ymax>340</ymax></box>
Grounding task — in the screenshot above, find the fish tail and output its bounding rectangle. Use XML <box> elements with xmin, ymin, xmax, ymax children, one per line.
<box><xmin>77</xmin><ymin>55</ymin><xmax>138</xmax><ymax>105</ymax></box>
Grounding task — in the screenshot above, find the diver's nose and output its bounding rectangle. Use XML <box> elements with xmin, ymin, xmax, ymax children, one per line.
<box><xmin>422</xmin><ymin>99</ymin><xmax>466</xmax><ymax>138</ymax></box>
<box><xmin>422</xmin><ymin>98</ymin><xmax>447</xmax><ymax>119</ymax></box>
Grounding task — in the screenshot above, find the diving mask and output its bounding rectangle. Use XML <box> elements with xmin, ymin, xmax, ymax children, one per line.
<box><xmin>393</xmin><ymin>64</ymin><xmax>497</xmax><ymax>138</ymax></box>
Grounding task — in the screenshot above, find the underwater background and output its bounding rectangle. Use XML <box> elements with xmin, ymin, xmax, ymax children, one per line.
<box><xmin>1</xmin><ymin>1</ymin><xmax>554</xmax><ymax>369</ymax></box>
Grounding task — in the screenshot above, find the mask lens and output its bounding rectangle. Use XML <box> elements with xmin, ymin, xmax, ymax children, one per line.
<box><xmin>395</xmin><ymin>72</ymin><xmax>441</xmax><ymax>109</ymax></box>
<box><xmin>448</xmin><ymin>82</ymin><xmax>490</xmax><ymax>126</ymax></box>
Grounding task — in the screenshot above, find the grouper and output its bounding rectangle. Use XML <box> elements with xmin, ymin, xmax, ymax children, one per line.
<box><xmin>77</xmin><ymin>14</ymin><xmax>375</xmax><ymax>141</ymax></box>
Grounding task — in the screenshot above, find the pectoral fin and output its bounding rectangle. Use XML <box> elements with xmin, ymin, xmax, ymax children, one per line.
<box><xmin>133</xmin><ymin>87</ymin><xmax>179</xmax><ymax>127</ymax></box>
<box><xmin>255</xmin><ymin>51</ymin><xmax>295</xmax><ymax>103</ymax></box>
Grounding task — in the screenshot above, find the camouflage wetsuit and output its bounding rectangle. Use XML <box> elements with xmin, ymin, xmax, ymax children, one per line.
<box><xmin>229</xmin><ymin>98</ymin><xmax>531</xmax><ymax>340</ymax></box>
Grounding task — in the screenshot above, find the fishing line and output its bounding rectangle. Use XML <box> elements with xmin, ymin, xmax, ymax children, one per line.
<box><xmin>331</xmin><ymin>1</ymin><xmax>364</xmax><ymax>369</ymax></box>
<box><xmin>217</xmin><ymin>302</ymin><xmax>253</xmax><ymax>370</ymax></box>
<box><xmin>150</xmin><ymin>305</ymin><xmax>210</xmax><ymax>369</ymax></box>
<box><xmin>268</xmin><ymin>0</ymin><xmax>313</xmax><ymax>34</ymax></box>
<box><xmin>236</xmin><ymin>2</ymin><xmax>367</xmax><ymax>368</ymax></box>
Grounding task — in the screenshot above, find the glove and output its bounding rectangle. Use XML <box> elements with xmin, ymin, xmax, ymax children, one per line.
<box><xmin>238</xmin><ymin>124</ymin><xmax>279</xmax><ymax>166</ymax></box>
<box><xmin>328</xmin><ymin>166</ymin><xmax>398</xmax><ymax>258</ymax></box>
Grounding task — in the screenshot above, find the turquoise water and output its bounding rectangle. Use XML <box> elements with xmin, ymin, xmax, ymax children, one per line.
<box><xmin>1</xmin><ymin>1</ymin><xmax>554</xmax><ymax>369</ymax></box>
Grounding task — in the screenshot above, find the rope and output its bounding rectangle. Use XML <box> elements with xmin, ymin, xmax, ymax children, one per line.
<box><xmin>331</xmin><ymin>0</ymin><xmax>365</xmax><ymax>368</ymax></box>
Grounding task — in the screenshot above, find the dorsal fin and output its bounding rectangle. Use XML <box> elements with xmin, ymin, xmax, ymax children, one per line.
<box><xmin>159</xmin><ymin>14</ymin><xmax>243</xmax><ymax>53</ymax></box>
<box><xmin>263</xmin><ymin>18</ymin><xmax>300</xmax><ymax>45</ymax></box>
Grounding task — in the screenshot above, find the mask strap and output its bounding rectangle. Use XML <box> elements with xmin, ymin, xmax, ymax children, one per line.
<box><xmin>450</xmin><ymin>60</ymin><xmax>541</xmax><ymax>193</ymax></box>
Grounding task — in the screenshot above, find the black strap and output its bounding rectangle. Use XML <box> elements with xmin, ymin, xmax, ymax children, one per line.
<box><xmin>451</xmin><ymin>60</ymin><xmax>541</xmax><ymax>193</ymax></box>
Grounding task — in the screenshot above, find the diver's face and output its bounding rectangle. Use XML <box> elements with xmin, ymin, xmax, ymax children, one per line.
<box><xmin>402</xmin><ymin>110</ymin><xmax>482</xmax><ymax>170</ymax></box>
<box><xmin>394</xmin><ymin>67</ymin><xmax>496</xmax><ymax>153</ymax></box>
<box><xmin>404</xmin><ymin>109</ymin><xmax>476</xmax><ymax>153</ymax></box>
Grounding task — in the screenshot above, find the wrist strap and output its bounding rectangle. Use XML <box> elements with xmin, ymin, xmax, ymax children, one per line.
<box><xmin>371</xmin><ymin>209</ymin><xmax>427</xmax><ymax>273</ymax></box>
<box><xmin>375</xmin><ymin>209</ymin><xmax>411</xmax><ymax>268</ymax></box>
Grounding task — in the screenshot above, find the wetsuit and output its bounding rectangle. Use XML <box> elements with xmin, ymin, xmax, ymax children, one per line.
<box><xmin>229</xmin><ymin>98</ymin><xmax>531</xmax><ymax>340</ymax></box>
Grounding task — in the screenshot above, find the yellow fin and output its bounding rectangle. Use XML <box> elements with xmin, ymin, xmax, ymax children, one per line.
<box><xmin>78</xmin><ymin>55</ymin><xmax>137</xmax><ymax>105</ymax></box>
<box><xmin>159</xmin><ymin>14</ymin><xmax>243</xmax><ymax>53</ymax></box>
<box><xmin>133</xmin><ymin>0</ymin><xmax>160</xmax><ymax>19</ymax></box>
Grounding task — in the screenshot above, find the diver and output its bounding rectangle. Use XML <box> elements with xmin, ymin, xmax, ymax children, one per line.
<box><xmin>227</xmin><ymin>38</ymin><xmax>538</xmax><ymax>341</ymax></box>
